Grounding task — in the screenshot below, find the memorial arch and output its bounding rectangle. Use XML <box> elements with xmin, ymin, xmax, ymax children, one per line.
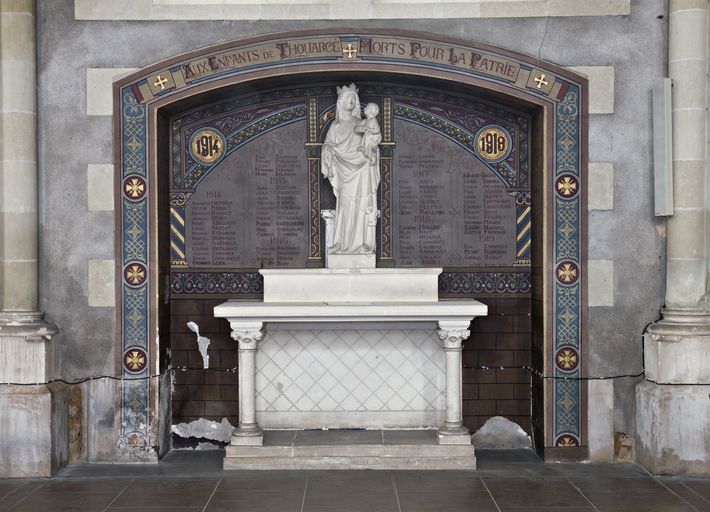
<box><xmin>113</xmin><ymin>30</ymin><xmax>588</xmax><ymax>459</ymax></box>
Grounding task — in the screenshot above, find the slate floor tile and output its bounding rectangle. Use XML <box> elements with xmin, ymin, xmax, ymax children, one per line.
<box><xmin>109</xmin><ymin>508</ymin><xmax>203</xmax><ymax>512</ymax></box>
<box><xmin>204</xmin><ymin>490</ymin><xmax>304</xmax><ymax>512</ymax></box>
<box><xmin>483</xmin><ymin>476</ymin><xmax>585</xmax><ymax>508</ymax></box>
<box><xmin>304</xmin><ymin>507</ymin><xmax>397</xmax><ymax>512</ymax></box>
<box><xmin>498</xmin><ymin>508</ymin><xmax>594</xmax><ymax>512</ymax></box>
<box><xmin>393</xmin><ymin>471</ymin><xmax>485</xmax><ymax>491</ymax></box>
<box><xmin>398</xmin><ymin>490</ymin><xmax>498</xmax><ymax>512</ymax></box>
<box><xmin>8</xmin><ymin>491</ymin><xmax>120</xmax><ymax>512</ymax></box>
<box><xmin>582</xmin><ymin>491</ymin><xmax>697</xmax><ymax>512</ymax></box>
<box><xmin>660</xmin><ymin>479</ymin><xmax>710</xmax><ymax>511</ymax></box>
<box><xmin>306</xmin><ymin>470</ymin><xmax>394</xmax><ymax>493</ymax></box>
<box><xmin>219</xmin><ymin>471</ymin><xmax>307</xmax><ymax>491</ymax></box>
<box><xmin>681</xmin><ymin>479</ymin><xmax>710</xmax><ymax>501</ymax></box>
<box><xmin>0</xmin><ymin>481</ymin><xmax>46</xmax><ymax>512</ymax></box>
<box><xmin>35</xmin><ymin>477</ymin><xmax>133</xmax><ymax>494</ymax></box>
<box><xmin>109</xmin><ymin>476</ymin><xmax>220</xmax><ymax>508</ymax></box>
<box><xmin>303</xmin><ymin>490</ymin><xmax>397</xmax><ymax>511</ymax></box>
<box><xmin>568</xmin><ymin>475</ymin><xmax>669</xmax><ymax>494</ymax></box>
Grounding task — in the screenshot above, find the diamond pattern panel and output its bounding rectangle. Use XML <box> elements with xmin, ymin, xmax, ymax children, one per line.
<box><xmin>256</xmin><ymin>329</ymin><xmax>445</xmax><ymax>413</ymax></box>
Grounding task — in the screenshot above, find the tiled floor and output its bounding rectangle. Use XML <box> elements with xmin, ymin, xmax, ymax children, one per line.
<box><xmin>2</xmin><ymin>449</ymin><xmax>710</xmax><ymax>511</ymax></box>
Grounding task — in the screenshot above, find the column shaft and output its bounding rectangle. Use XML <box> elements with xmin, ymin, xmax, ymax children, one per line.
<box><xmin>0</xmin><ymin>0</ymin><xmax>38</xmax><ymax>312</ymax></box>
<box><xmin>237</xmin><ymin>345</ymin><xmax>257</xmax><ymax>428</ymax></box>
<box><xmin>444</xmin><ymin>346</ymin><xmax>463</xmax><ymax>427</ymax></box>
<box><xmin>666</xmin><ymin>0</ymin><xmax>708</xmax><ymax>309</ymax></box>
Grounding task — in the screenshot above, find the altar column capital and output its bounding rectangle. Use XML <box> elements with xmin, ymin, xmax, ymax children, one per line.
<box><xmin>230</xmin><ymin>322</ymin><xmax>264</xmax><ymax>350</ymax></box>
<box><xmin>437</xmin><ymin>323</ymin><xmax>471</xmax><ymax>350</ymax></box>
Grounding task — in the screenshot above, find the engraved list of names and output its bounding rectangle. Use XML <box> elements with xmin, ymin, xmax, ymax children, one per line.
<box><xmin>393</xmin><ymin>120</ymin><xmax>516</xmax><ymax>267</ymax></box>
<box><xmin>185</xmin><ymin>121</ymin><xmax>309</xmax><ymax>268</ymax></box>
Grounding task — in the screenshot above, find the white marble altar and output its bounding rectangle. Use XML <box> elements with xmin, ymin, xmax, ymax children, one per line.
<box><xmin>214</xmin><ymin>269</ymin><xmax>487</xmax><ymax>451</ymax></box>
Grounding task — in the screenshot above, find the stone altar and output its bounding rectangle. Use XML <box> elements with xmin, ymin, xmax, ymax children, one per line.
<box><xmin>213</xmin><ymin>83</ymin><xmax>487</xmax><ymax>469</ymax></box>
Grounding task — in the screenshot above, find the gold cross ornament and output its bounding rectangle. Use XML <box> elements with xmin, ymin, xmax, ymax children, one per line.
<box><xmin>342</xmin><ymin>43</ymin><xmax>358</xmax><ymax>59</ymax></box>
<box><xmin>153</xmin><ymin>75</ymin><xmax>168</xmax><ymax>90</ymax></box>
<box><xmin>534</xmin><ymin>73</ymin><xmax>549</xmax><ymax>89</ymax></box>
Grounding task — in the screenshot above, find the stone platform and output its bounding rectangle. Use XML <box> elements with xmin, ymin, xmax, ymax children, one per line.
<box><xmin>224</xmin><ymin>429</ymin><xmax>476</xmax><ymax>470</ymax></box>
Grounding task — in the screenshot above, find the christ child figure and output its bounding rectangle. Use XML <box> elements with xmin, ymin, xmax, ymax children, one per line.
<box><xmin>357</xmin><ymin>102</ymin><xmax>381</xmax><ymax>166</ymax></box>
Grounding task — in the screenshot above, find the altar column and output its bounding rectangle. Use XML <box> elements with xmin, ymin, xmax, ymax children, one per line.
<box><xmin>230</xmin><ymin>322</ymin><xmax>264</xmax><ymax>445</ymax></box>
<box><xmin>0</xmin><ymin>0</ymin><xmax>62</xmax><ymax>477</ymax></box>
<box><xmin>437</xmin><ymin>321</ymin><xmax>471</xmax><ymax>444</ymax></box>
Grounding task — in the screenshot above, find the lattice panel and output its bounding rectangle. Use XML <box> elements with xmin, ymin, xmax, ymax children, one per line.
<box><xmin>256</xmin><ymin>329</ymin><xmax>445</xmax><ymax>414</ymax></box>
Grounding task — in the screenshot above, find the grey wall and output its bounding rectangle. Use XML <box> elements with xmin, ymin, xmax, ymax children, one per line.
<box><xmin>36</xmin><ymin>0</ymin><xmax>666</xmax><ymax>456</ymax></box>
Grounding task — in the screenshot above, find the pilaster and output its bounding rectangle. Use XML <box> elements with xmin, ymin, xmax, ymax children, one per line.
<box><xmin>0</xmin><ymin>0</ymin><xmax>63</xmax><ymax>477</ymax></box>
<box><xmin>634</xmin><ymin>0</ymin><xmax>710</xmax><ymax>476</ymax></box>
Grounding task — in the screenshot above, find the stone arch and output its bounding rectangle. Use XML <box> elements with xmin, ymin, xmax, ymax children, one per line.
<box><xmin>113</xmin><ymin>29</ymin><xmax>587</xmax><ymax>458</ymax></box>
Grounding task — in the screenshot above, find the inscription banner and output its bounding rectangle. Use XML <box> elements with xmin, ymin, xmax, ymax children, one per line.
<box><xmin>133</xmin><ymin>34</ymin><xmax>568</xmax><ymax>104</ymax></box>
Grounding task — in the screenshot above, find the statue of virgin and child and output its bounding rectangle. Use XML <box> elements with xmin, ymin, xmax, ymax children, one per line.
<box><xmin>321</xmin><ymin>84</ymin><xmax>381</xmax><ymax>256</ymax></box>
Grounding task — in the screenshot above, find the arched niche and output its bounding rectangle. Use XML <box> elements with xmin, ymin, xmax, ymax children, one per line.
<box><xmin>114</xmin><ymin>30</ymin><xmax>587</xmax><ymax>460</ymax></box>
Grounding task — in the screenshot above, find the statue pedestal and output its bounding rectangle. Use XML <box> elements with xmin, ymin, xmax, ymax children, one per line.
<box><xmin>326</xmin><ymin>253</ymin><xmax>376</xmax><ymax>269</ymax></box>
<box><xmin>261</xmin><ymin>268</ymin><xmax>440</xmax><ymax>303</ymax></box>
<box><xmin>214</xmin><ymin>267</ymin><xmax>487</xmax><ymax>469</ymax></box>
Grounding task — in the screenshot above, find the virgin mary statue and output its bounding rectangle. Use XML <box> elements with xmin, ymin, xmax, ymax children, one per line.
<box><xmin>321</xmin><ymin>84</ymin><xmax>381</xmax><ymax>254</ymax></box>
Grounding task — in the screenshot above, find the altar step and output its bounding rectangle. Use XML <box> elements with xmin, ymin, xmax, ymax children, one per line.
<box><xmin>224</xmin><ymin>429</ymin><xmax>476</xmax><ymax>470</ymax></box>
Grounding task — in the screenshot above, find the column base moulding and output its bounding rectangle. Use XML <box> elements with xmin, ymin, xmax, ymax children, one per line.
<box><xmin>644</xmin><ymin>308</ymin><xmax>710</xmax><ymax>384</ymax></box>
<box><xmin>0</xmin><ymin>383</ymin><xmax>69</xmax><ymax>477</ymax></box>
<box><xmin>646</xmin><ymin>308</ymin><xmax>710</xmax><ymax>341</ymax></box>
<box><xmin>635</xmin><ymin>380</ymin><xmax>710</xmax><ymax>476</ymax></box>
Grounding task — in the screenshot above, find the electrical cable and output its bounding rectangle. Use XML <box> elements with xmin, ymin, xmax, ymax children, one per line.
<box><xmin>0</xmin><ymin>366</ymin><xmax>237</xmax><ymax>386</ymax></box>
<box><xmin>0</xmin><ymin>308</ymin><xmax>669</xmax><ymax>387</ymax></box>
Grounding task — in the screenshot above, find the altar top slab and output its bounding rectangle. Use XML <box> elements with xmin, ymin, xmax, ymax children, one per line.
<box><xmin>259</xmin><ymin>268</ymin><xmax>443</xmax><ymax>275</ymax></box>
<box><xmin>214</xmin><ymin>299</ymin><xmax>487</xmax><ymax>325</ymax></box>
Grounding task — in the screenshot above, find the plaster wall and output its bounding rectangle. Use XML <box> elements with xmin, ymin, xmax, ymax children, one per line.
<box><xmin>36</xmin><ymin>0</ymin><xmax>665</xmax><ymax>460</ymax></box>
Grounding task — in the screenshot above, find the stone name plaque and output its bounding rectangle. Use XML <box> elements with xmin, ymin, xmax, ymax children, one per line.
<box><xmin>185</xmin><ymin>121</ymin><xmax>309</xmax><ymax>268</ymax></box>
<box><xmin>393</xmin><ymin>120</ymin><xmax>516</xmax><ymax>267</ymax></box>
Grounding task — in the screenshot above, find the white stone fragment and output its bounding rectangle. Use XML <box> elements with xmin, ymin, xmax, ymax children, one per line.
<box><xmin>187</xmin><ymin>321</ymin><xmax>210</xmax><ymax>369</ymax></box>
<box><xmin>171</xmin><ymin>418</ymin><xmax>235</xmax><ymax>443</ymax></box>
<box><xmin>471</xmin><ymin>416</ymin><xmax>532</xmax><ymax>449</ymax></box>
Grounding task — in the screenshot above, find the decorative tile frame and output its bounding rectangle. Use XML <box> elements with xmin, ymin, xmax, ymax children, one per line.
<box><xmin>114</xmin><ymin>29</ymin><xmax>587</xmax><ymax>455</ymax></box>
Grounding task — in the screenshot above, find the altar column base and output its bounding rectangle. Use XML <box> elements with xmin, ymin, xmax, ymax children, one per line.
<box><xmin>230</xmin><ymin>322</ymin><xmax>264</xmax><ymax>446</ymax></box>
<box><xmin>437</xmin><ymin>321</ymin><xmax>471</xmax><ymax>445</ymax></box>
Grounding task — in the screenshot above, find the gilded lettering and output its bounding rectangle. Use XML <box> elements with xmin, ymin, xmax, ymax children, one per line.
<box><xmin>182</xmin><ymin>64</ymin><xmax>195</xmax><ymax>79</ymax></box>
<box><xmin>276</xmin><ymin>42</ymin><xmax>289</xmax><ymax>59</ymax></box>
<box><xmin>448</xmin><ymin>48</ymin><xmax>466</xmax><ymax>66</ymax></box>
